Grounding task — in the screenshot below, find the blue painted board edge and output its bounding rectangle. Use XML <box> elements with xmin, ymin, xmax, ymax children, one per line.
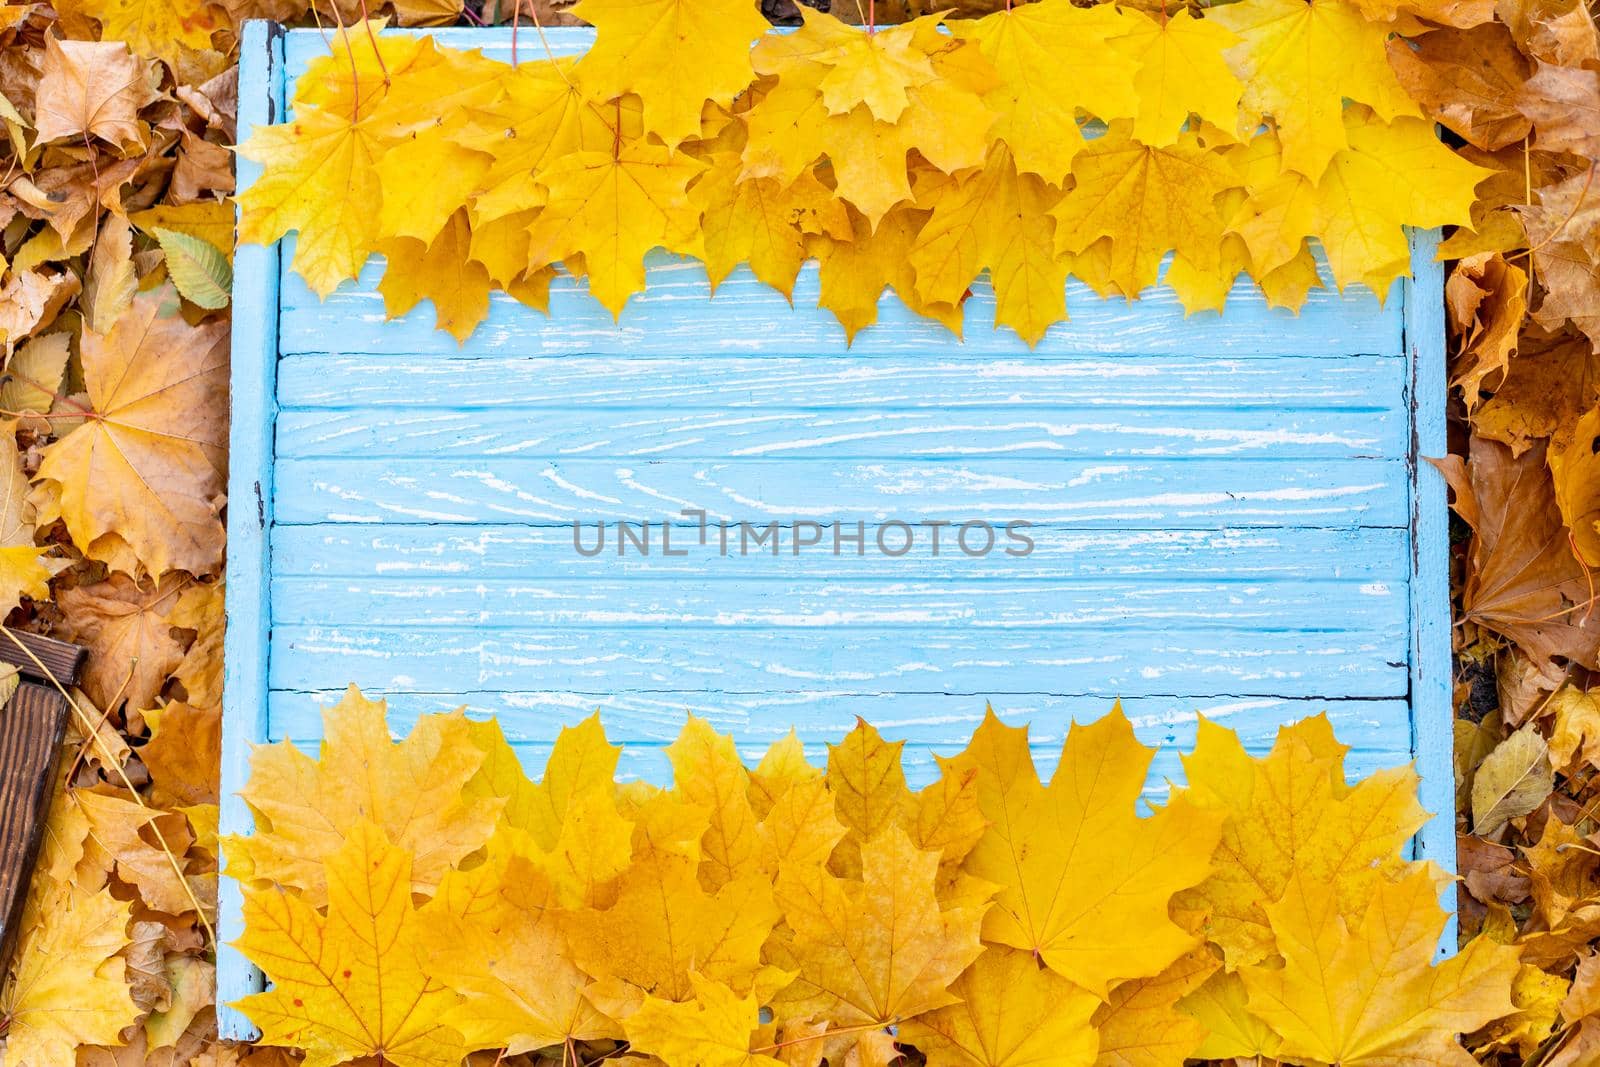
<box><xmin>218</xmin><ymin>18</ymin><xmax>282</xmax><ymax>1040</ymax></box>
<box><xmin>1404</xmin><ymin>226</ymin><xmax>1457</xmax><ymax>956</ymax></box>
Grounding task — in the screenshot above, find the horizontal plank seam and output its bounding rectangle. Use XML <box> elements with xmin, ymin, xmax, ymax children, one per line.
<box><xmin>267</xmin><ymin>687</ymin><xmax>1409</xmax><ymax>700</ymax></box>
<box><xmin>269</xmin><ymin>521</ymin><xmax>1417</xmax><ymax>531</ymax></box>
<box><xmin>259</xmin><ymin>732</ymin><xmax>1414</xmax><ymax>753</ymax></box>
<box><xmin>281</xmin><ymin>355</ymin><xmax>1408</xmax><ymax>367</ymax></box>
<box><xmin>271</xmin><ymin>575</ymin><xmax>1408</xmax><ymax>584</ymax></box>
<box><xmin>274</xmin><ymin>453</ymin><xmax>1407</xmax><ymax>462</ymax></box>
<box><xmin>278</xmin><ymin>624</ymin><xmax>1403</xmax><ymax>632</ymax></box>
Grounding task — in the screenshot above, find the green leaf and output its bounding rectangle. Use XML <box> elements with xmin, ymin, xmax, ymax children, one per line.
<box><xmin>152</xmin><ymin>227</ymin><xmax>231</xmax><ymax>310</ymax></box>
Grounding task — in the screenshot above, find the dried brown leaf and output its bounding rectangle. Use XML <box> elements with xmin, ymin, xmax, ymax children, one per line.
<box><xmin>33</xmin><ymin>37</ymin><xmax>155</xmax><ymax>150</ymax></box>
<box><xmin>1520</xmin><ymin>62</ymin><xmax>1600</xmax><ymax>157</ymax></box>
<box><xmin>1447</xmin><ymin>251</ymin><xmax>1527</xmax><ymax>409</ymax></box>
<box><xmin>57</xmin><ymin>572</ymin><xmax>190</xmax><ymax>716</ymax></box>
<box><xmin>1388</xmin><ymin>25</ymin><xmax>1532</xmax><ymax>151</ymax></box>
<box><xmin>1474</xmin><ymin>327</ymin><xmax>1600</xmax><ymax>453</ymax></box>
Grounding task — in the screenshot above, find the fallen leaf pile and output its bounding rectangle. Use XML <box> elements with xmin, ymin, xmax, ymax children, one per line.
<box><xmin>236</xmin><ymin>0</ymin><xmax>1498</xmax><ymax>345</ymax></box>
<box><xmin>0</xmin><ymin>3</ymin><xmax>241</xmax><ymax>1065</ymax></box>
<box><xmin>1</xmin><ymin>0</ymin><xmax>1598</xmax><ymax>1060</ymax></box>
<box><xmin>1414</xmin><ymin>0</ymin><xmax>1600</xmax><ymax>1062</ymax></box>
<box><xmin>216</xmin><ymin>689</ymin><xmax>1521</xmax><ymax>1067</ymax></box>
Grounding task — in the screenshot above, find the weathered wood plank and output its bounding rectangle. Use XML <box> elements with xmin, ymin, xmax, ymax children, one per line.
<box><xmin>1405</xmin><ymin>226</ymin><xmax>1456</xmax><ymax>951</ymax></box>
<box><xmin>272</xmin><ymin>524</ymin><xmax>1411</xmax><ymax>581</ymax></box>
<box><xmin>272</xmin><ymin>576</ymin><xmax>1404</xmax><ymax>631</ymax></box>
<box><xmin>268</xmin><ymin>688</ymin><xmax>1412</xmax><ymax>749</ymax></box>
<box><xmin>277</xmin><ymin>254</ymin><xmax>1404</xmax><ymax>359</ymax></box>
<box><xmin>272</xmin><ymin>457</ymin><xmax>1409</xmax><ymax>526</ymax></box>
<box><xmin>0</xmin><ymin>631</ymin><xmax>86</xmax><ymax>686</ymax></box>
<box><xmin>276</xmin><ymin>404</ymin><xmax>1406</xmax><ymax>461</ymax></box>
<box><xmin>276</xmin><ymin>353</ymin><xmax>1408</xmax><ymax>410</ymax></box>
<box><xmin>279</xmin><ymin>25</ymin><xmax>594</xmax><ymax>66</ymax></box>
<box><xmin>219</xmin><ymin>18</ymin><xmax>283</xmax><ymax>1041</ymax></box>
<box><xmin>0</xmin><ymin>684</ymin><xmax>70</xmax><ymax>969</ymax></box>
<box><xmin>267</xmin><ymin>624</ymin><xmax>1410</xmax><ymax>698</ymax></box>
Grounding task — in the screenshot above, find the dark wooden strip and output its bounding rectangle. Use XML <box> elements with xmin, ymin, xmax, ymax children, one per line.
<box><xmin>0</xmin><ymin>683</ymin><xmax>71</xmax><ymax>968</ymax></box>
<box><xmin>0</xmin><ymin>631</ymin><xmax>86</xmax><ymax>687</ymax></box>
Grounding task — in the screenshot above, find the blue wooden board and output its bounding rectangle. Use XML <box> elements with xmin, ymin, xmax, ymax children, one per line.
<box><xmin>219</xmin><ymin>21</ymin><xmax>1455</xmax><ymax>1036</ymax></box>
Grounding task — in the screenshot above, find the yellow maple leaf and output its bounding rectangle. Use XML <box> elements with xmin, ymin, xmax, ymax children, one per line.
<box><xmin>618</xmin><ymin>777</ymin><xmax>717</xmax><ymax>861</ymax></box>
<box><xmin>772</xmin><ymin>825</ymin><xmax>987</xmax><ymax>1036</ymax></box>
<box><xmin>757</xmin><ymin>775</ymin><xmax>848</xmax><ymax>877</ymax></box>
<box><xmin>741</xmin><ymin>18</ymin><xmax>997</xmax><ymax>227</ymax></box>
<box><xmin>0</xmin><ymin>880</ymin><xmax>137</xmax><ymax>1067</ymax></box>
<box><xmin>1111</xmin><ymin>9</ymin><xmax>1243</xmax><ymax>148</ymax></box>
<box><xmin>1217</xmin><ymin>132</ymin><xmax>1328</xmax><ymax>311</ymax></box>
<box><xmin>503</xmin><ymin>712</ymin><xmax>618</xmax><ymax>838</ymax></box>
<box><xmin>1242</xmin><ymin>866</ymin><xmax>1520</xmax><ymax>1066</ymax></box>
<box><xmin>749</xmin><ymin>730</ymin><xmax>822</xmax><ymax>816</ymax></box>
<box><xmin>1224</xmin><ymin>129</ymin><xmax>1319</xmax><ymax>280</ymax></box>
<box><xmin>376</xmin><ymin>208</ymin><xmax>493</xmax><ymax>343</ymax></box>
<box><xmin>226</xmin><ymin>686</ymin><xmax>502</xmax><ymax>906</ymax></box>
<box><xmin>475</xmin><ymin>712</ymin><xmax>636</xmax><ymax>905</ymax></box>
<box><xmin>752</xmin><ymin>8</ymin><xmax>937</xmax><ymax>124</ymax></box>
<box><xmin>899</xmin><ymin>946</ymin><xmax>1101</xmax><ymax>1067</ymax></box>
<box><xmin>741</xmin><ymin>82</ymin><xmax>910</xmax><ymax>224</ymax></box>
<box><xmin>525</xmin><ymin>139</ymin><xmax>704</xmax><ymax>317</ymax></box>
<box><xmin>0</xmin><ymin>433</ymin><xmax>50</xmax><ymax>611</ymax></box>
<box><xmin>954</xmin><ymin>0</ymin><xmax>1137</xmax><ymax>184</ymax></box>
<box><xmin>910</xmin><ymin>146</ymin><xmax>1069</xmax><ymax>345</ymax></box>
<box><xmin>909</xmin><ymin>759</ymin><xmax>988</xmax><ymax>871</ymax></box>
<box><xmin>572</xmin><ymin>0</ymin><xmax>767</xmax><ymax>147</ymax></box>
<box><xmin>236</xmin><ymin>106</ymin><xmax>384</xmax><ymax>299</ymax></box>
<box><xmin>1171</xmin><ymin>714</ymin><xmax>1430</xmax><ymax>969</ymax></box>
<box><xmin>1051</xmin><ymin>123</ymin><xmax>1242</xmax><ymax>303</ymax></box>
<box><xmin>695</xmin><ymin>152</ymin><xmax>851</xmax><ymax>298</ymax></box>
<box><xmin>295</xmin><ymin>23</ymin><xmax>501</xmax><ymax>127</ymax></box>
<box><xmin>453</xmin><ymin>58</ymin><xmax>623</xmax><ymax>224</ymax></box>
<box><xmin>669</xmin><ymin>715</ymin><xmax>764</xmax><ymax>891</ymax></box>
<box><xmin>420</xmin><ymin>828</ymin><xmax>617</xmax><ymax>1053</ymax></box>
<box><xmin>943</xmin><ymin>706</ymin><xmax>1221</xmax><ymax>997</ymax></box>
<box><xmin>1312</xmin><ymin>108</ymin><xmax>1495</xmax><ymax>295</ymax></box>
<box><xmin>1470</xmin><ymin>962</ymin><xmax>1570</xmax><ymax>1060</ymax></box>
<box><xmin>811</xmin><ymin>206</ymin><xmax>963</xmax><ymax>342</ymax></box>
<box><xmin>237</xmin><ymin>821</ymin><xmax>469</xmax><ymax>1067</ymax></box>
<box><xmin>468</xmin><ymin>208</ymin><xmax>548</xmax><ymax>294</ymax></box>
<box><xmin>567</xmin><ymin>847</ymin><xmax>781</xmax><ymax>1019</ymax></box>
<box><xmin>79</xmin><ymin>0</ymin><xmax>222</xmax><ymax>68</ymax></box>
<box><xmin>826</xmin><ymin>718</ymin><xmax>915</xmax><ymax>864</ymax></box>
<box><xmin>32</xmin><ymin>288</ymin><xmax>227</xmax><ymax>578</ymax></box>
<box><xmin>1180</xmin><ymin>969</ymin><xmax>1285</xmax><ymax>1061</ymax></box>
<box><xmin>1212</xmin><ymin>0</ymin><xmax>1420</xmax><ymax>179</ymax></box>
<box><xmin>240</xmin><ymin>28</ymin><xmax>503</xmax><ymax>296</ymax></box>
<box><xmin>1090</xmin><ymin>949</ymin><xmax>1218</xmax><ymax>1067</ymax></box>
<box><xmin>627</xmin><ymin>974</ymin><xmax>785</xmax><ymax>1067</ymax></box>
<box><xmin>0</xmin><ymin>333</ymin><xmax>69</xmax><ymax>428</ymax></box>
<box><xmin>375</xmin><ymin>131</ymin><xmax>492</xmax><ymax>246</ymax></box>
